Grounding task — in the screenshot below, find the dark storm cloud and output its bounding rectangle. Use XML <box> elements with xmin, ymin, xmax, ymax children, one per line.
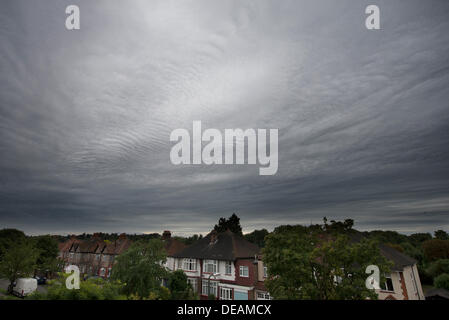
<box><xmin>0</xmin><ymin>0</ymin><xmax>448</xmax><ymax>235</ymax></box>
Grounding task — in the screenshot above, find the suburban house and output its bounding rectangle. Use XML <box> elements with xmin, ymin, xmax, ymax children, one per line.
<box><xmin>57</xmin><ymin>229</ymin><xmax>424</xmax><ymax>300</ymax></box>
<box><xmin>376</xmin><ymin>244</ymin><xmax>424</xmax><ymax>300</ymax></box>
<box><xmin>58</xmin><ymin>231</ymin><xmax>186</xmax><ymax>279</ymax></box>
<box><xmin>59</xmin><ymin>233</ymin><xmax>132</xmax><ymax>278</ymax></box>
<box><xmin>167</xmin><ymin>229</ymin><xmax>271</xmax><ymax>300</ymax></box>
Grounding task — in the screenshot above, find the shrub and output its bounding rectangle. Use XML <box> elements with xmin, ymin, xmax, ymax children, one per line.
<box><xmin>434</xmin><ymin>273</ymin><xmax>449</xmax><ymax>290</ymax></box>
<box><xmin>426</xmin><ymin>259</ymin><xmax>449</xmax><ymax>279</ymax></box>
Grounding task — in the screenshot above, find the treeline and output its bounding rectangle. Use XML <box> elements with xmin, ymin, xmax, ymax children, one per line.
<box><xmin>246</xmin><ymin>218</ymin><xmax>449</xmax><ymax>291</ymax></box>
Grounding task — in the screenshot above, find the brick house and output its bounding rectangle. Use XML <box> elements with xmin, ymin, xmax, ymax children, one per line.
<box><xmin>59</xmin><ymin>231</ymin><xmax>185</xmax><ymax>279</ymax></box>
<box><xmin>167</xmin><ymin>229</ymin><xmax>270</xmax><ymax>300</ymax></box>
<box><xmin>59</xmin><ymin>233</ymin><xmax>132</xmax><ymax>278</ymax></box>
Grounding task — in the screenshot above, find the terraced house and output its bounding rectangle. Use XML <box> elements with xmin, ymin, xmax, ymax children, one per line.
<box><xmin>167</xmin><ymin>229</ymin><xmax>271</xmax><ymax>300</ymax></box>
<box><xmin>59</xmin><ymin>233</ymin><xmax>132</xmax><ymax>278</ymax></box>
<box><xmin>59</xmin><ymin>231</ymin><xmax>185</xmax><ymax>279</ymax></box>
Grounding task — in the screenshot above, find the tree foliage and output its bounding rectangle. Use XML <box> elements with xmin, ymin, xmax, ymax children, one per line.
<box><xmin>214</xmin><ymin>213</ymin><xmax>243</xmax><ymax>235</ymax></box>
<box><xmin>111</xmin><ymin>239</ymin><xmax>168</xmax><ymax>299</ymax></box>
<box><xmin>422</xmin><ymin>239</ymin><xmax>449</xmax><ymax>262</ymax></box>
<box><xmin>168</xmin><ymin>270</ymin><xmax>196</xmax><ymax>299</ymax></box>
<box><xmin>0</xmin><ymin>228</ymin><xmax>26</xmax><ymax>258</ymax></box>
<box><xmin>262</xmin><ymin>220</ymin><xmax>392</xmax><ymax>300</ymax></box>
<box><xmin>33</xmin><ymin>235</ymin><xmax>61</xmax><ymax>275</ymax></box>
<box><xmin>28</xmin><ymin>273</ymin><xmax>126</xmax><ymax>300</ymax></box>
<box><xmin>0</xmin><ymin>239</ymin><xmax>39</xmax><ymax>293</ymax></box>
<box><xmin>434</xmin><ymin>230</ymin><xmax>449</xmax><ymax>241</ymax></box>
<box><xmin>426</xmin><ymin>259</ymin><xmax>449</xmax><ymax>279</ymax></box>
<box><xmin>434</xmin><ymin>273</ymin><xmax>449</xmax><ymax>290</ymax></box>
<box><xmin>244</xmin><ymin>229</ymin><xmax>269</xmax><ymax>248</ymax></box>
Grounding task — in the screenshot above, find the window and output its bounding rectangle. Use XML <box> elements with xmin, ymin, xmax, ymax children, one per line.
<box><xmin>95</xmin><ymin>254</ymin><xmax>100</xmax><ymax>260</ymax></box>
<box><xmin>202</xmin><ymin>280</ymin><xmax>217</xmax><ymax>296</ymax></box>
<box><xmin>183</xmin><ymin>258</ymin><xmax>197</xmax><ymax>271</ymax></box>
<box><xmin>263</xmin><ymin>266</ymin><xmax>268</xmax><ymax>278</ymax></box>
<box><xmin>107</xmin><ymin>268</ymin><xmax>112</xmax><ymax>278</ymax></box>
<box><xmin>257</xmin><ymin>292</ymin><xmax>272</xmax><ymax>300</ymax></box>
<box><xmin>187</xmin><ymin>278</ymin><xmax>197</xmax><ymax>292</ymax></box>
<box><xmin>204</xmin><ymin>260</ymin><xmax>217</xmax><ymax>273</ymax></box>
<box><xmin>239</xmin><ymin>266</ymin><xmax>249</xmax><ymax>277</ymax></box>
<box><xmin>220</xmin><ymin>287</ymin><xmax>232</xmax><ymax>300</ymax></box>
<box><xmin>225</xmin><ymin>261</ymin><xmax>232</xmax><ymax>275</ymax></box>
<box><xmin>381</xmin><ymin>274</ymin><xmax>394</xmax><ymax>292</ymax></box>
<box><xmin>99</xmin><ymin>267</ymin><xmax>106</xmax><ymax>277</ymax></box>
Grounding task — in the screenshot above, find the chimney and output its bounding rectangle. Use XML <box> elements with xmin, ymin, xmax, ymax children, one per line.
<box><xmin>118</xmin><ymin>233</ymin><xmax>126</xmax><ymax>240</ymax></box>
<box><xmin>162</xmin><ymin>230</ymin><xmax>171</xmax><ymax>240</ymax></box>
<box><xmin>210</xmin><ymin>230</ymin><xmax>218</xmax><ymax>244</ymax></box>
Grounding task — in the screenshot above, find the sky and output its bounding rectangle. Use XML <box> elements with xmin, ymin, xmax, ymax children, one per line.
<box><xmin>0</xmin><ymin>0</ymin><xmax>448</xmax><ymax>236</ymax></box>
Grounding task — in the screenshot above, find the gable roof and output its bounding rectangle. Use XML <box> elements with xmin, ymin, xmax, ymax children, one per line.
<box><xmin>164</xmin><ymin>238</ymin><xmax>187</xmax><ymax>256</ymax></box>
<box><xmin>378</xmin><ymin>243</ymin><xmax>417</xmax><ymax>271</ymax></box>
<box><xmin>348</xmin><ymin>232</ymin><xmax>417</xmax><ymax>270</ymax></box>
<box><xmin>102</xmin><ymin>238</ymin><xmax>132</xmax><ymax>255</ymax></box>
<box><xmin>172</xmin><ymin>229</ymin><xmax>260</xmax><ymax>261</ymax></box>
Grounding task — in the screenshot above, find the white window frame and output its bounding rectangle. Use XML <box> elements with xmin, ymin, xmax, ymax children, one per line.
<box><xmin>183</xmin><ymin>258</ymin><xmax>197</xmax><ymax>271</ymax></box>
<box><xmin>202</xmin><ymin>280</ymin><xmax>217</xmax><ymax>296</ymax></box>
<box><xmin>220</xmin><ymin>287</ymin><xmax>232</xmax><ymax>300</ymax></box>
<box><xmin>203</xmin><ymin>260</ymin><xmax>217</xmax><ymax>273</ymax></box>
<box><xmin>382</xmin><ymin>274</ymin><xmax>394</xmax><ymax>292</ymax></box>
<box><xmin>225</xmin><ymin>261</ymin><xmax>232</xmax><ymax>275</ymax></box>
<box><xmin>239</xmin><ymin>265</ymin><xmax>249</xmax><ymax>277</ymax></box>
<box><xmin>263</xmin><ymin>266</ymin><xmax>268</xmax><ymax>278</ymax></box>
<box><xmin>257</xmin><ymin>291</ymin><xmax>272</xmax><ymax>300</ymax></box>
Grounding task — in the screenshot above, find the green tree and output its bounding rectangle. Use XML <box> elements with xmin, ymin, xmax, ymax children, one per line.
<box><xmin>214</xmin><ymin>213</ymin><xmax>243</xmax><ymax>235</ymax></box>
<box><xmin>33</xmin><ymin>235</ymin><xmax>60</xmax><ymax>276</ymax></box>
<box><xmin>244</xmin><ymin>229</ymin><xmax>269</xmax><ymax>248</ymax></box>
<box><xmin>434</xmin><ymin>230</ymin><xmax>449</xmax><ymax>241</ymax></box>
<box><xmin>408</xmin><ymin>233</ymin><xmax>432</xmax><ymax>245</ymax></box>
<box><xmin>0</xmin><ymin>229</ymin><xmax>26</xmax><ymax>258</ymax></box>
<box><xmin>111</xmin><ymin>239</ymin><xmax>168</xmax><ymax>299</ymax></box>
<box><xmin>426</xmin><ymin>259</ymin><xmax>449</xmax><ymax>279</ymax></box>
<box><xmin>422</xmin><ymin>239</ymin><xmax>449</xmax><ymax>262</ymax></box>
<box><xmin>168</xmin><ymin>270</ymin><xmax>195</xmax><ymax>299</ymax></box>
<box><xmin>434</xmin><ymin>273</ymin><xmax>449</xmax><ymax>290</ymax></box>
<box><xmin>263</xmin><ymin>222</ymin><xmax>392</xmax><ymax>300</ymax></box>
<box><xmin>0</xmin><ymin>239</ymin><xmax>39</xmax><ymax>294</ymax></box>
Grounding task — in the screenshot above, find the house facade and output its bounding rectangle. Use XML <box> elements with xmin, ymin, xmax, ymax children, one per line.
<box><xmin>59</xmin><ymin>233</ymin><xmax>132</xmax><ymax>278</ymax></box>
<box><xmin>375</xmin><ymin>244</ymin><xmax>425</xmax><ymax>300</ymax></box>
<box><xmin>168</xmin><ymin>229</ymin><xmax>271</xmax><ymax>300</ymax></box>
<box><xmin>59</xmin><ymin>231</ymin><xmax>185</xmax><ymax>279</ymax></box>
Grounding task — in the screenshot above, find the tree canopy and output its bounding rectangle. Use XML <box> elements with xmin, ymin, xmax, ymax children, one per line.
<box><xmin>262</xmin><ymin>220</ymin><xmax>392</xmax><ymax>300</ymax></box>
<box><xmin>0</xmin><ymin>238</ymin><xmax>39</xmax><ymax>293</ymax></box>
<box><xmin>214</xmin><ymin>213</ymin><xmax>243</xmax><ymax>235</ymax></box>
<box><xmin>111</xmin><ymin>239</ymin><xmax>168</xmax><ymax>299</ymax></box>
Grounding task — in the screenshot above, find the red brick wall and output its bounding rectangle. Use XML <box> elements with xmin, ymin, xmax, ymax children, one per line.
<box><xmin>234</xmin><ymin>259</ymin><xmax>257</xmax><ymax>287</ymax></box>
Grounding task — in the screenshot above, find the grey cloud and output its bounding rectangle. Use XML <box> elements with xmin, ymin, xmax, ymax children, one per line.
<box><xmin>1</xmin><ymin>0</ymin><xmax>448</xmax><ymax>236</ymax></box>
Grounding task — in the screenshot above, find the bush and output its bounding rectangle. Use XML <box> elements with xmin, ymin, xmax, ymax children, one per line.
<box><xmin>426</xmin><ymin>259</ymin><xmax>449</xmax><ymax>279</ymax></box>
<box><xmin>434</xmin><ymin>273</ymin><xmax>449</xmax><ymax>290</ymax></box>
<box><xmin>26</xmin><ymin>273</ymin><xmax>126</xmax><ymax>300</ymax></box>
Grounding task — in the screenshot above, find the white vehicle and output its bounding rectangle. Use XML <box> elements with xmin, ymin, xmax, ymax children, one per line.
<box><xmin>12</xmin><ymin>278</ymin><xmax>38</xmax><ymax>297</ymax></box>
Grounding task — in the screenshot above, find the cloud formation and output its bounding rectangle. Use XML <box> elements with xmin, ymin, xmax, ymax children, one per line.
<box><xmin>1</xmin><ymin>0</ymin><xmax>448</xmax><ymax>235</ymax></box>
